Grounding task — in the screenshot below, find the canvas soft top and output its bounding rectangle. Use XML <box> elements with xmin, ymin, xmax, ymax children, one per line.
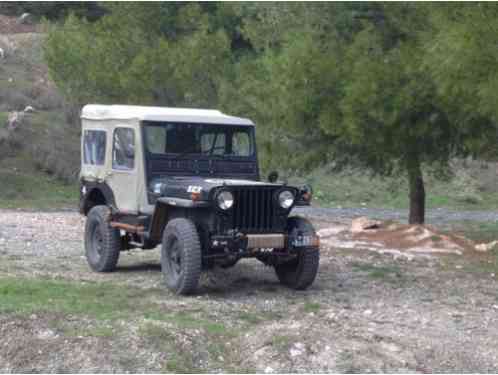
<box><xmin>81</xmin><ymin>104</ymin><xmax>254</xmax><ymax>126</ymax></box>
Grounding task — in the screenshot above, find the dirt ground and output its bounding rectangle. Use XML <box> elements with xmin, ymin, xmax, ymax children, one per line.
<box><xmin>1</xmin><ymin>209</ymin><xmax>498</xmax><ymax>373</ymax></box>
<box><xmin>0</xmin><ymin>15</ymin><xmax>38</xmax><ymax>34</ymax></box>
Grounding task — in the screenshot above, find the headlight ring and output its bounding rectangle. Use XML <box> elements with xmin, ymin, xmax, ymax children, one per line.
<box><xmin>278</xmin><ymin>190</ymin><xmax>295</xmax><ymax>209</ymax></box>
<box><xmin>217</xmin><ymin>190</ymin><xmax>234</xmax><ymax>210</ymax></box>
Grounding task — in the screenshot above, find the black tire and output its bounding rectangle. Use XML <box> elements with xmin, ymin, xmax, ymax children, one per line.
<box><xmin>274</xmin><ymin>217</ymin><xmax>320</xmax><ymax>290</ymax></box>
<box><xmin>84</xmin><ymin>205</ymin><xmax>121</xmax><ymax>272</ymax></box>
<box><xmin>161</xmin><ymin>218</ymin><xmax>202</xmax><ymax>295</ymax></box>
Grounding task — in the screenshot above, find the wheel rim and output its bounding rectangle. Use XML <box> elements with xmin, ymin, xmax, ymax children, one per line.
<box><xmin>90</xmin><ymin>224</ymin><xmax>104</xmax><ymax>263</ymax></box>
<box><xmin>167</xmin><ymin>236</ymin><xmax>182</xmax><ymax>277</ymax></box>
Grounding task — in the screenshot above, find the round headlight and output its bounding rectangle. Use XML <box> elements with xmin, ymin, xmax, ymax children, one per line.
<box><xmin>278</xmin><ymin>190</ymin><xmax>295</xmax><ymax>209</ymax></box>
<box><xmin>217</xmin><ymin>190</ymin><xmax>234</xmax><ymax>210</ymax></box>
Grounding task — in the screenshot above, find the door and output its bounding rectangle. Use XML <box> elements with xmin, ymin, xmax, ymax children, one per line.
<box><xmin>105</xmin><ymin>126</ymin><xmax>139</xmax><ymax>213</ymax></box>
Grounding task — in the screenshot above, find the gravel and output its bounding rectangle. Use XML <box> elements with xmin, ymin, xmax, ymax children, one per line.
<box><xmin>1</xmin><ymin>208</ymin><xmax>498</xmax><ymax>372</ymax></box>
<box><xmin>293</xmin><ymin>206</ymin><xmax>498</xmax><ymax>224</ymax></box>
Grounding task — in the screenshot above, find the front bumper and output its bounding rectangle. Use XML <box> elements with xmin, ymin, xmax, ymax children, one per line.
<box><xmin>210</xmin><ymin>232</ymin><xmax>320</xmax><ymax>252</ymax></box>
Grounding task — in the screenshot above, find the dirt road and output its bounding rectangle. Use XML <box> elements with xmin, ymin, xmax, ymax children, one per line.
<box><xmin>1</xmin><ymin>209</ymin><xmax>498</xmax><ymax>372</ymax></box>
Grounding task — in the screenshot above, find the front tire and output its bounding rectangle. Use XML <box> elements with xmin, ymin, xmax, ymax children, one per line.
<box><xmin>161</xmin><ymin>218</ymin><xmax>202</xmax><ymax>295</ymax></box>
<box><xmin>84</xmin><ymin>205</ymin><xmax>121</xmax><ymax>272</ymax></box>
<box><xmin>274</xmin><ymin>217</ymin><xmax>319</xmax><ymax>290</ymax></box>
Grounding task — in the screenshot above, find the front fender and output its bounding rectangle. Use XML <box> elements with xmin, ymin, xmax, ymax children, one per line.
<box><xmin>148</xmin><ymin>198</ymin><xmax>210</xmax><ymax>242</ymax></box>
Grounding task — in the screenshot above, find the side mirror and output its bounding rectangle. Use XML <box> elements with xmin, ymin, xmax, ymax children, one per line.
<box><xmin>268</xmin><ymin>171</ymin><xmax>279</xmax><ymax>183</ymax></box>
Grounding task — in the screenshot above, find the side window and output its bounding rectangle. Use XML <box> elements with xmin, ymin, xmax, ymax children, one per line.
<box><xmin>113</xmin><ymin>127</ymin><xmax>135</xmax><ymax>170</ymax></box>
<box><xmin>232</xmin><ymin>131</ymin><xmax>251</xmax><ymax>156</ymax></box>
<box><xmin>83</xmin><ymin>130</ymin><xmax>106</xmax><ymax>165</ymax></box>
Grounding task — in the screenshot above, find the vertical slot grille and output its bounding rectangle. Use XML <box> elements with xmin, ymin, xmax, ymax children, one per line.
<box><xmin>231</xmin><ymin>187</ymin><xmax>278</xmax><ymax>232</ymax></box>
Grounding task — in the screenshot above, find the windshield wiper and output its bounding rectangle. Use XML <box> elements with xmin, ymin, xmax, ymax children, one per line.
<box><xmin>170</xmin><ymin>150</ymin><xmax>201</xmax><ymax>161</ymax></box>
<box><xmin>206</xmin><ymin>153</ymin><xmax>228</xmax><ymax>159</ymax></box>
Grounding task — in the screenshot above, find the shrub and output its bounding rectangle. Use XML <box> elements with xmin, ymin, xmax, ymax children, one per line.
<box><xmin>0</xmin><ymin>91</ymin><xmax>31</xmax><ymax>111</ymax></box>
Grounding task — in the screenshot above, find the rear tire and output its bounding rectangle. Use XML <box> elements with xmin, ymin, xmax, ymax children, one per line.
<box><xmin>161</xmin><ymin>218</ymin><xmax>202</xmax><ymax>295</ymax></box>
<box><xmin>84</xmin><ymin>205</ymin><xmax>121</xmax><ymax>272</ymax></box>
<box><xmin>274</xmin><ymin>217</ymin><xmax>319</xmax><ymax>290</ymax></box>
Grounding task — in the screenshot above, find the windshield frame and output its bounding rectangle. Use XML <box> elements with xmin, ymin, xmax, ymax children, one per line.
<box><xmin>141</xmin><ymin>120</ymin><xmax>257</xmax><ymax>160</ymax></box>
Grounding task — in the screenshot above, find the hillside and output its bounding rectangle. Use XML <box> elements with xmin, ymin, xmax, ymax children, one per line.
<box><xmin>0</xmin><ymin>15</ymin><xmax>77</xmax><ymax>209</ymax></box>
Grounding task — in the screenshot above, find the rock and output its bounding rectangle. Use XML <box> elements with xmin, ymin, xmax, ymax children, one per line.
<box><xmin>380</xmin><ymin>341</ymin><xmax>401</xmax><ymax>353</ymax></box>
<box><xmin>7</xmin><ymin>111</ymin><xmax>24</xmax><ymax>131</ymax></box>
<box><xmin>8</xmin><ymin>77</ymin><xmax>13</xmax><ymax>83</ymax></box>
<box><xmin>475</xmin><ymin>240</ymin><xmax>498</xmax><ymax>252</ymax></box>
<box><xmin>290</xmin><ymin>348</ymin><xmax>302</xmax><ymax>357</ymax></box>
<box><xmin>295</xmin><ymin>342</ymin><xmax>305</xmax><ymax>350</ymax></box>
<box><xmin>23</xmin><ymin>105</ymin><xmax>35</xmax><ymax>113</ymax></box>
<box><xmin>264</xmin><ymin>366</ymin><xmax>274</xmax><ymax>373</ymax></box>
<box><xmin>17</xmin><ymin>13</ymin><xmax>33</xmax><ymax>25</ymax></box>
<box><xmin>363</xmin><ymin>309</ymin><xmax>373</xmax><ymax>316</ymax></box>
<box><xmin>254</xmin><ymin>346</ymin><xmax>268</xmax><ymax>358</ymax></box>
<box><xmin>37</xmin><ymin>329</ymin><xmax>56</xmax><ymax>340</ymax></box>
<box><xmin>290</xmin><ymin>342</ymin><xmax>305</xmax><ymax>357</ymax></box>
<box><xmin>0</xmin><ymin>47</ymin><xmax>4</xmax><ymax>59</ymax></box>
<box><xmin>351</xmin><ymin>217</ymin><xmax>381</xmax><ymax>233</ymax></box>
<box><xmin>317</xmin><ymin>225</ymin><xmax>348</xmax><ymax>238</ymax></box>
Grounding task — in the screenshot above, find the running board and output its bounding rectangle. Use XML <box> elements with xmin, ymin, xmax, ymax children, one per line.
<box><xmin>110</xmin><ymin>222</ymin><xmax>145</xmax><ymax>235</ymax></box>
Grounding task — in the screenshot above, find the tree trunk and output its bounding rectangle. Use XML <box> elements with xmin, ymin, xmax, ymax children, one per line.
<box><xmin>407</xmin><ymin>158</ymin><xmax>425</xmax><ymax>224</ymax></box>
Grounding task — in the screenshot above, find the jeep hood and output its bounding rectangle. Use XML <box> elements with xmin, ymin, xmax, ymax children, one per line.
<box><xmin>153</xmin><ymin>176</ymin><xmax>283</xmax><ymax>201</ymax></box>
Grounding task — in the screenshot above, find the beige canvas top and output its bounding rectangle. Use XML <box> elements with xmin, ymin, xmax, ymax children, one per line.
<box><xmin>81</xmin><ymin>104</ymin><xmax>254</xmax><ymax>126</ymax></box>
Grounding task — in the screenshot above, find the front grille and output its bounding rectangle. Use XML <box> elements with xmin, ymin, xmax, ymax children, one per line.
<box><xmin>231</xmin><ymin>187</ymin><xmax>279</xmax><ymax>233</ymax></box>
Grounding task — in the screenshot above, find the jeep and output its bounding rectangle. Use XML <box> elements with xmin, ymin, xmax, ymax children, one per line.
<box><xmin>80</xmin><ymin>104</ymin><xmax>319</xmax><ymax>295</ymax></box>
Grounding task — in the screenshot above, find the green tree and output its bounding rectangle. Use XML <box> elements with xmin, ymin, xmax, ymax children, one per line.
<box><xmin>426</xmin><ymin>3</ymin><xmax>498</xmax><ymax>160</ymax></box>
<box><xmin>237</xmin><ymin>3</ymin><xmax>485</xmax><ymax>223</ymax></box>
<box><xmin>338</xmin><ymin>4</ymin><xmax>456</xmax><ymax>224</ymax></box>
<box><xmin>44</xmin><ymin>3</ymin><xmax>233</xmax><ymax>108</ymax></box>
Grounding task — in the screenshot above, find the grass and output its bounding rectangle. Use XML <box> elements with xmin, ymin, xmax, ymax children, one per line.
<box><xmin>351</xmin><ymin>262</ymin><xmax>405</xmax><ymax>283</ymax></box>
<box><xmin>0</xmin><ymin>168</ymin><xmax>77</xmax><ymax>209</ymax></box>
<box><xmin>269</xmin><ymin>334</ymin><xmax>293</xmax><ymax>351</ymax></box>
<box><xmin>138</xmin><ymin>323</ymin><xmax>198</xmax><ymax>373</ymax></box>
<box><xmin>143</xmin><ymin>310</ymin><xmax>228</xmax><ymax>335</ymax></box>
<box><xmin>0</xmin><ymin>276</ymin><xmax>247</xmax><ymax>372</ymax></box>
<box><xmin>141</xmin><ymin>309</ymin><xmax>239</xmax><ymax>372</ymax></box>
<box><xmin>449</xmin><ymin>220</ymin><xmax>498</xmax><ymax>243</ymax></box>
<box><xmin>55</xmin><ymin>321</ymin><xmax>116</xmax><ymax>338</ymax></box>
<box><xmin>0</xmin><ymin>111</ymin><xmax>7</xmax><ymax>125</ymax></box>
<box><xmin>289</xmin><ymin>161</ymin><xmax>498</xmax><ymax>211</ymax></box>
<box><xmin>0</xmin><ymin>144</ymin><xmax>78</xmax><ymax>210</ymax></box>
<box><xmin>303</xmin><ymin>301</ymin><xmax>321</xmax><ymax>313</ymax></box>
<box><xmin>430</xmin><ymin>235</ymin><xmax>443</xmax><ymax>242</ymax></box>
<box><xmin>0</xmin><ymin>277</ymin><xmax>145</xmax><ymax>319</ymax></box>
<box><xmin>237</xmin><ymin>311</ymin><xmax>265</xmax><ymax>324</ymax></box>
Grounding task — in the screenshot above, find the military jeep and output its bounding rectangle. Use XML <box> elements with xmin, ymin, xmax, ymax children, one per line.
<box><xmin>80</xmin><ymin>104</ymin><xmax>319</xmax><ymax>295</ymax></box>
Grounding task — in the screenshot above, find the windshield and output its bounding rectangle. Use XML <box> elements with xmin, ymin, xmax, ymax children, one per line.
<box><xmin>143</xmin><ymin>122</ymin><xmax>255</xmax><ymax>158</ymax></box>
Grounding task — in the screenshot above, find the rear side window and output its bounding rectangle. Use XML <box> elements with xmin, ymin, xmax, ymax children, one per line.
<box><xmin>113</xmin><ymin>127</ymin><xmax>135</xmax><ymax>170</ymax></box>
<box><xmin>83</xmin><ymin>130</ymin><xmax>106</xmax><ymax>165</ymax></box>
